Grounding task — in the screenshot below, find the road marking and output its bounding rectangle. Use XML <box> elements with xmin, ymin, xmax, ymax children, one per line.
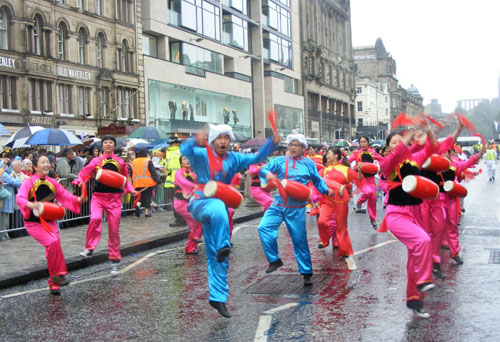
<box><xmin>264</xmin><ymin>302</ymin><xmax>299</xmax><ymax>314</ymax></box>
<box><xmin>254</xmin><ymin>315</ymin><xmax>273</xmax><ymax>342</ymax></box>
<box><xmin>353</xmin><ymin>239</ymin><xmax>397</xmax><ymax>256</ymax></box>
<box><xmin>463</xmin><ymin>225</ymin><xmax>500</xmax><ymax>230</ymax></box>
<box><xmin>255</xmin><ymin>303</ymin><xmax>298</xmax><ymax>342</ymax></box>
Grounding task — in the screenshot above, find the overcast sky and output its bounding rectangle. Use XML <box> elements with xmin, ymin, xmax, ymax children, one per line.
<box><xmin>350</xmin><ymin>0</ymin><xmax>500</xmax><ymax>113</ymax></box>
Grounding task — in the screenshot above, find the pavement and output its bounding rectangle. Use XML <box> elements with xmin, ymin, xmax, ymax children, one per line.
<box><xmin>0</xmin><ymin>199</ymin><xmax>264</xmax><ymax>290</ymax></box>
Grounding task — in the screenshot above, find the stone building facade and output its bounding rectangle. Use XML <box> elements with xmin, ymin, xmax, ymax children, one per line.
<box><xmin>354</xmin><ymin>77</ymin><xmax>390</xmax><ymax>140</ymax></box>
<box><xmin>299</xmin><ymin>0</ymin><xmax>356</xmax><ymax>142</ymax></box>
<box><xmin>0</xmin><ymin>0</ymin><xmax>143</xmax><ymax>138</ymax></box>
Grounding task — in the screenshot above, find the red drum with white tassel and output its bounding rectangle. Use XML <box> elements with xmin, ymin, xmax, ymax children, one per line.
<box><xmin>443</xmin><ymin>180</ymin><xmax>468</xmax><ymax>198</ymax></box>
<box><xmin>281</xmin><ymin>179</ymin><xmax>312</xmax><ymax>202</ymax></box>
<box><xmin>203</xmin><ymin>181</ymin><xmax>243</xmax><ymax>208</ymax></box>
<box><xmin>96</xmin><ymin>169</ymin><xmax>127</xmax><ymax>189</ymax></box>
<box><xmin>421</xmin><ymin>154</ymin><xmax>450</xmax><ymax>172</ymax></box>
<box><xmin>360</xmin><ymin>163</ymin><xmax>379</xmax><ymax>175</ymax></box>
<box><xmin>402</xmin><ymin>175</ymin><xmax>439</xmax><ymax>200</ymax></box>
<box><xmin>33</xmin><ymin>202</ymin><xmax>66</xmax><ymax>221</ymax></box>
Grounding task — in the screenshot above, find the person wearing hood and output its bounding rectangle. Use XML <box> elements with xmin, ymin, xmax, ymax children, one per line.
<box><xmin>180</xmin><ymin>124</ymin><xmax>279</xmax><ymax>318</ymax></box>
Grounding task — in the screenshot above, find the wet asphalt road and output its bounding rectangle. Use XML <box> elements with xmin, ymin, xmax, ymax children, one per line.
<box><xmin>1</xmin><ymin>164</ymin><xmax>499</xmax><ymax>342</ymax></box>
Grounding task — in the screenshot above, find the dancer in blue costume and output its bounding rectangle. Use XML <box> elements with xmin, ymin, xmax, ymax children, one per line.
<box><xmin>181</xmin><ymin>124</ymin><xmax>279</xmax><ymax>318</ymax></box>
<box><xmin>258</xmin><ymin>134</ymin><xmax>334</xmax><ymax>286</ymax></box>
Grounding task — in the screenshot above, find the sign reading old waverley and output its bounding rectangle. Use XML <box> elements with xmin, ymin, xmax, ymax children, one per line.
<box><xmin>57</xmin><ymin>66</ymin><xmax>91</xmax><ymax>80</ymax></box>
<box><xmin>0</xmin><ymin>56</ymin><xmax>16</xmax><ymax>68</ymax></box>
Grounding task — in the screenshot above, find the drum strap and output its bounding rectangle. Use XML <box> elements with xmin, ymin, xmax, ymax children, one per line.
<box><xmin>30</xmin><ymin>178</ymin><xmax>52</xmax><ymax>233</ymax></box>
<box><xmin>386</xmin><ymin>164</ymin><xmax>404</xmax><ymax>191</ymax></box>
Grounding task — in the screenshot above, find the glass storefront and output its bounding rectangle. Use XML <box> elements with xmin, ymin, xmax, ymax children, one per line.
<box><xmin>149</xmin><ymin>79</ymin><xmax>251</xmax><ymax>137</ymax></box>
<box><xmin>274</xmin><ymin>104</ymin><xmax>303</xmax><ymax>136</ymax></box>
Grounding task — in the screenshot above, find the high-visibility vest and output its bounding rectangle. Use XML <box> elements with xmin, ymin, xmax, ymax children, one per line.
<box><xmin>131</xmin><ymin>157</ymin><xmax>156</xmax><ymax>188</ymax></box>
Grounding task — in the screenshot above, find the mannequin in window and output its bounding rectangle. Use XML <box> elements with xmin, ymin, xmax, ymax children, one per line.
<box><xmin>189</xmin><ymin>103</ymin><xmax>194</xmax><ymax>121</ymax></box>
<box><xmin>223</xmin><ymin>107</ymin><xmax>230</xmax><ymax>125</ymax></box>
<box><xmin>232</xmin><ymin>109</ymin><xmax>239</xmax><ymax>126</ymax></box>
<box><xmin>182</xmin><ymin>101</ymin><xmax>188</xmax><ymax>120</ymax></box>
<box><xmin>169</xmin><ymin>101</ymin><xmax>177</xmax><ymax>120</ymax></box>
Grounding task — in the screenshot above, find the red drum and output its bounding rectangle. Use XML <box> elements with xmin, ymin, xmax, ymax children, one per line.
<box><xmin>280</xmin><ymin>179</ymin><xmax>312</xmax><ymax>202</ymax></box>
<box><xmin>261</xmin><ymin>180</ymin><xmax>278</xmax><ymax>192</ymax></box>
<box><xmin>421</xmin><ymin>154</ymin><xmax>450</xmax><ymax>172</ymax></box>
<box><xmin>323</xmin><ymin>178</ymin><xmax>346</xmax><ymax>197</ymax></box>
<box><xmin>443</xmin><ymin>180</ymin><xmax>468</xmax><ymax>198</ymax></box>
<box><xmin>203</xmin><ymin>181</ymin><xmax>243</xmax><ymax>208</ymax></box>
<box><xmin>33</xmin><ymin>202</ymin><xmax>66</xmax><ymax>221</ymax></box>
<box><xmin>360</xmin><ymin>163</ymin><xmax>379</xmax><ymax>175</ymax></box>
<box><xmin>96</xmin><ymin>169</ymin><xmax>127</xmax><ymax>189</ymax></box>
<box><xmin>402</xmin><ymin>175</ymin><xmax>439</xmax><ymax>200</ymax></box>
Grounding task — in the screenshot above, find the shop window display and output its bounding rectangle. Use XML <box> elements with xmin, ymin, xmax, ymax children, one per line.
<box><xmin>273</xmin><ymin>104</ymin><xmax>303</xmax><ymax>136</ymax></box>
<box><xmin>149</xmin><ymin>80</ymin><xmax>251</xmax><ymax>137</ymax></box>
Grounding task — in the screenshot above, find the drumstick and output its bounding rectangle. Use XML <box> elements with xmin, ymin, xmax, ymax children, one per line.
<box><xmin>132</xmin><ymin>188</ymin><xmax>147</xmax><ymax>208</ymax></box>
<box><xmin>419</xmin><ymin>112</ymin><xmax>445</xmax><ymax>129</ymax></box>
<box><xmin>267</xmin><ymin>110</ymin><xmax>278</xmax><ymax>134</ymax></box>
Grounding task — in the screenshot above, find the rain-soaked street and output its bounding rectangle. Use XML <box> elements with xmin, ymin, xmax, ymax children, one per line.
<box><xmin>1</xmin><ymin>165</ymin><xmax>499</xmax><ymax>342</ymax></box>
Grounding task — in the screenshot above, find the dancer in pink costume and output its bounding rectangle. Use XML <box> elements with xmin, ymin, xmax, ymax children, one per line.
<box><xmin>174</xmin><ymin>155</ymin><xmax>203</xmax><ymax>254</ymax></box>
<box><xmin>249</xmin><ymin>163</ymin><xmax>273</xmax><ymax>212</ymax></box>
<box><xmin>441</xmin><ymin>146</ymin><xmax>485</xmax><ymax>264</ymax></box>
<box><xmin>419</xmin><ymin>121</ymin><xmax>464</xmax><ymax>279</ymax></box>
<box><xmin>76</xmin><ymin>135</ymin><xmax>137</xmax><ymax>274</ymax></box>
<box><xmin>381</xmin><ymin>128</ymin><xmax>438</xmax><ymax>319</ymax></box>
<box><xmin>348</xmin><ymin>136</ymin><xmax>384</xmax><ymax>229</ymax></box>
<box><xmin>16</xmin><ymin>155</ymin><xmax>86</xmax><ymax>295</ymax></box>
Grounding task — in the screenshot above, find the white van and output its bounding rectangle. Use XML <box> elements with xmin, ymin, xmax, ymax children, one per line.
<box><xmin>456</xmin><ymin>136</ymin><xmax>481</xmax><ymax>157</ymax></box>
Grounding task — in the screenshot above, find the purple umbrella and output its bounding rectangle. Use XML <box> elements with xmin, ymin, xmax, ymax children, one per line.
<box><xmin>243</xmin><ymin>137</ymin><xmax>267</xmax><ymax>149</ymax></box>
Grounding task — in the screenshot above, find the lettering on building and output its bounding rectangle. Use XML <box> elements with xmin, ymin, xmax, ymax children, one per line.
<box><xmin>0</xmin><ymin>56</ymin><xmax>16</xmax><ymax>68</ymax></box>
<box><xmin>30</xmin><ymin>116</ymin><xmax>54</xmax><ymax>126</ymax></box>
<box><xmin>57</xmin><ymin>66</ymin><xmax>91</xmax><ymax>80</ymax></box>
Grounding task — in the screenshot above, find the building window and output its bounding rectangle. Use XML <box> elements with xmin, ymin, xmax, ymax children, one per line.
<box><xmin>263</xmin><ymin>31</ymin><xmax>291</xmax><ymax>67</ymax></box>
<box><xmin>357</xmin><ymin>101</ymin><xmax>363</xmax><ymax>112</ymax></box>
<box><xmin>0</xmin><ymin>75</ymin><xmax>17</xmax><ymax>110</ymax></box>
<box><xmin>142</xmin><ymin>34</ymin><xmax>158</xmax><ymax>57</ymax></box>
<box><xmin>32</xmin><ymin>16</ymin><xmax>41</xmax><ymax>55</ymax></box>
<box><xmin>119</xmin><ymin>40</ymin><xmax>131</xmax><ymax>72</ymax></box>
<box><xmin>356</xmin><ymin>87</ymin><xmax>362</xmax><ymax>94</ymax></box>
<box><xmin>58</xmin><ymin>84</ymin><xmax>71</xmax><ymax>114</ymax></box>
<box><xmin>223</xmin><ymin>14</ymin><xmax>248</xmax><ymax>51</ymax></box>
<box><xmin>174</xmin><ymin>0</ymin><xmax>220</xmax><ymax>41</ymax></box>
<box><xmin>96</xmin><ymin>0</ymin><xmax>102</xmax><ymax>15</ymax></box>
<box><xmin>117</xmin><ymin>0</ymin><xmax>130</xmax><ymax>24</ymax></box>
<box><xmin>262</xmin><ymin>0</ymin><xmax>290</xmax><ymax>37</ymax></box>
<box><xmin>78</xmin><ymin>28</ymin><xmax>86</xmax><ymax>64</ymax></box>
<box><xmin>170</xmin><ymin>42</ymin><xmax>222</xmax><ymax>74</ymax></box>
<box><xmin>116</xmin><ymin>87</ymin><xmax>136</xmax><ymax>119</ymax></box>
<box><xmin>29</xmin><ymin>79</ymin><xmax>52</xmax><ymax>112</ymax></box>
<box><xmin>97</xmin><ymin>33</ymin><xmax>105</xmax><ymax>68</ymax></box>
<box><xmin>222</xmin><ymin>0</ymin><xmax>248</xmax><ymax>15</ymax></box>
<box><xmin>78</xmin><ymin>86</ymin><xmax>90</xmax><ymax>116</ymax></box>
<box><xmin>100</xmin><ymin>87</ymin><xmax>109</xmax><ymax>118</ymax></box>
<box><xmin>0</xmin><ymin>9</ymin><xmax>8</xmax><ymax>50</ymax></box>
<box><xmin>77</xmin><ymin>0</ymin><xmax>83</xmax><ymax>10</ymax></box>
<box><xmin>58</xmin><ymin>23</ymin><xmax>67</xmax><ymax>60</ymax></box>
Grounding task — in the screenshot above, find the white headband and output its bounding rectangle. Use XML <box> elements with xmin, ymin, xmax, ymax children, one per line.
<box><xmin>208</xmin><ymin>124</ymin><xmax>235</xmax><ymax>145</ymax></box>
<box><xmin>286</xmin><ymin>133</ymin><xmax>308</xmax><ymax>149</ymax></box>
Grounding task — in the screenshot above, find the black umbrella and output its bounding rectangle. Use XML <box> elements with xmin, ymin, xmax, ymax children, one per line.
<box><xmin>233</xmin><ymin>132</ymin><xmax>249</xmax><ymax>142</ymax></box>
<box><xmin>243</xmin><ymin>137</ymin><xmax>267</xmax><ymax>149</ymax></box>
<box><xmin>89</xmin><ymin>137</ymin><xmax>128</xmax><ymax>151</ymax></box>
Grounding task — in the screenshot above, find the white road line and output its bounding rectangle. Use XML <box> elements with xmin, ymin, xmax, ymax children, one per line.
<box><xmin>254</xmin><ymin>303</ymin><xmax>299</xmax><ymax>341</ymax></box>
<box><xmin>254</xmin><ymin>315</ymin><xmax>273</xmax><ymax>342</ymax></box>
<box><xmin>232</xmin><ymin>225</ymin><xmax>244</xmax><ymax>235</ymax></box>
<box><xmin>463</xmin><ymin>226</ymin><xmax>500</xmax><ymax>230</ymax></box>
<box><xmin>0</xmin><ymin>247</ymin><xmax>180</xmax><ymax>300</ymax></box>
<box><xmin>264</xmin><ymin>302</ymin><xmax>299</xmax><ymax>314</ymax></box>
<box><xmin>353</xmin><ymin>239</ymin><xmax>397</xmax><ymax>256</ymax></box>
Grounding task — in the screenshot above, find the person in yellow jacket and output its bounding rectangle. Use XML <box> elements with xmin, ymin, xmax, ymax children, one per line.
<box><xmin>164</xmin><ymin>138</ymin><xmax>186</xmax><ymax>226</ymax></box>
<box><xmin>132</xmin><ymin>148</ymin><xmax>161</xmax><ymax>217</ymax></box>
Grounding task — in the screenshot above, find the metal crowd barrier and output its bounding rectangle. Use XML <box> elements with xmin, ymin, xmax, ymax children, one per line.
<box><xmin>0</xmin><ymin>175</ymin><xmax>248</xmax><ymax>240</ymax></box>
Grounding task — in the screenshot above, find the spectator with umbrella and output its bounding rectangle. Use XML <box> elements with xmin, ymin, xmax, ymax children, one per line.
<box><xmin>0</xmin><ymin>158</ymin><xmax>21</xmax><ymax>240</ymax></box>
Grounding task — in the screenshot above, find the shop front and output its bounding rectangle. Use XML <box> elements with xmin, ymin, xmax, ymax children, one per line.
<box><xmin>148</xmin><ymin>80</ymin><xmax>251</xmax><ymax>137</ymax></box>
<box><xmin>273</xmin><ymin>104</ymin><xmax>303</xmax><ymax>137</ymax></box>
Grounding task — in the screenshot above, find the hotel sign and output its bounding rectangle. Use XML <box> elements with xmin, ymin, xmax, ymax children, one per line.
<box><xmin>0</xmin><ymin>56</ymin><xmax>15</xmax><ymax>68</ymax></box>
<box><xmin>57</xmin><ymin>66</ymin><xmax>91</xmax><ymax>80</ymax></box>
